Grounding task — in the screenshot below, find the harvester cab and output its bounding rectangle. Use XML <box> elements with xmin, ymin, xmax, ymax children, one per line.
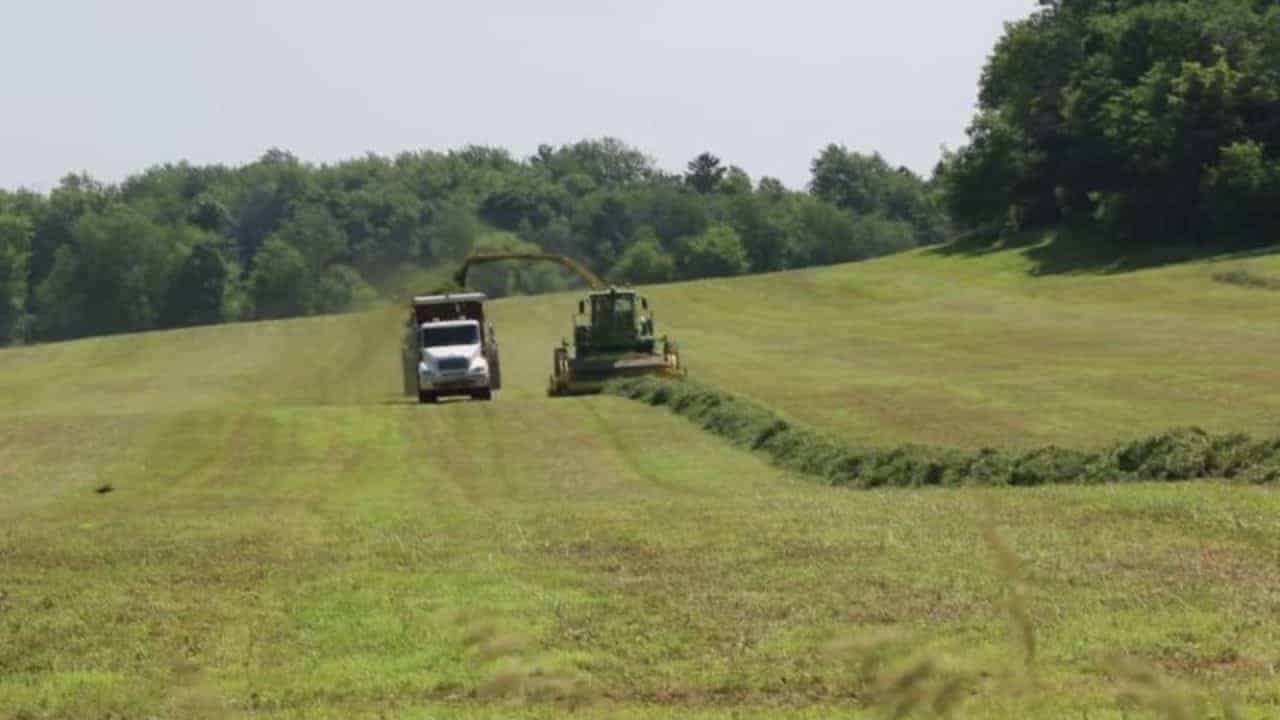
<box><xmin>574</xmin><ymin>288</ymin><xmax>656</xmax><ymax>357</ymax></box>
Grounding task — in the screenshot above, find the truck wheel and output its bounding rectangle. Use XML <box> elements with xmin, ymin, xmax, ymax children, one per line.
<box><xmin>418</xmin><ymin>390</ymin><xmax>437</xmax><ymax>404</ymax></box>
<box><xmin>472</xmin><ymin>389</ymin><xmax>493</xmax><ymax>401</ymax></box>
<box><xmin>489</xmin><ymin>353</ymin><xmax>502</xmax><ymax>390</ymax></box>
<box><xmin>402</xmin><ymin>363</ymin><xmax>416</xmax><ymax>396</ymax></box>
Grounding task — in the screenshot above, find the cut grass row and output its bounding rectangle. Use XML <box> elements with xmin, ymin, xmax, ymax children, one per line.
<box><xmin>607</xmin><ymin>376</ymin><xmax>1280</xmax><ymax>488</ymax></box>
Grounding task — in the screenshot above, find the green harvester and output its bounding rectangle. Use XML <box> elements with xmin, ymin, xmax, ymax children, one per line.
<box><xmin>550</xmin><ymin>286</ymin><xmax>684</xmax><ymax>395</ymax></box>
<box><xmin>452</xmin><ymin>253</ymin><xmax>685</xmax><ymax>396</ymax></box>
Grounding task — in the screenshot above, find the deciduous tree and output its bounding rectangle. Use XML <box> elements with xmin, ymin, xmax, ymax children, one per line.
<box><xmin>0</xmin><ymin>214</ymin><xmax>33</xmax><ymax>343</ymax></box>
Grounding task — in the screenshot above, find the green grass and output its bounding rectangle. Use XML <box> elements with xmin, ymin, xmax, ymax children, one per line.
<box><xmin>3</xmin><ymin>242</ymin><xmax>1280</xmax><ymax>718</ymax></box>
<box><xmin>642</xmin><ymin>244</ymin><xmax>1280</xmax><ymax>449</ymax></box>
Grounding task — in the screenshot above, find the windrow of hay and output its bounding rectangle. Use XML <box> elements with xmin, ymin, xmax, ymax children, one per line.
<box><xmin>1212</xmin><ymin>268</ymin><xmax>1280</xmax><ymax>291</ymax></box>
<box><xmin>606</xmin><ymin>377</ymin><xmax>1280</xmax><ymax>488</ymax></box>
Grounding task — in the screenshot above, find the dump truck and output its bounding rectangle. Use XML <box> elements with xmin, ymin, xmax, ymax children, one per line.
<box><xmin>453</xmin><ymin>253</ymin><xmax>683</xmax><ymax>396</ymax></box>
<box><xmin>401</xmin><ymin>292</ymin><xmax>501</xmax><ymax>403</ymax></box>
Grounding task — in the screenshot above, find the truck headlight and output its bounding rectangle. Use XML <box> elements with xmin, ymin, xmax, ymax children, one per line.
<box><xmin>468</xmin><ymin>359</ymin><xmax>488</xmax><ymax>375</ymax></box>
<box><xmin>419</xmin><ymin>362</ymin><xmax>433</xmax><ymax>376</ymax></box>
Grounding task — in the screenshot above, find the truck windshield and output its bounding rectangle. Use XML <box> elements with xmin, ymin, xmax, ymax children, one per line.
<box><xmin>423</xmin><ymin>325</ymin><xmax>478</xmax><ymax>347</ymax></box>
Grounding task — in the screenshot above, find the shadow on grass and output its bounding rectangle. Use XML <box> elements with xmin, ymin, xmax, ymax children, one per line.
<box><xmin>930</xmin><ymin>223</ymin><xmax>1280</xmax><ymax>276</ymax></box>
<box><xmin>378</xmin><ymin>397</ymin><xmax>480</xmax><ymax>406</ymax></box>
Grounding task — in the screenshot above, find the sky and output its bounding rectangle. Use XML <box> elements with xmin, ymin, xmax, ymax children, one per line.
<box><xmin>1</xmin><ymin>1</ymin><xmax>1035</xmax><ymax>192</ymax></box>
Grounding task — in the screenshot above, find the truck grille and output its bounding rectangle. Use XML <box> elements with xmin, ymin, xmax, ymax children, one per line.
<box><xmin>437</xmin><ymin>357</ymin><xmax>469</xmax><ymax>373</ymax></box>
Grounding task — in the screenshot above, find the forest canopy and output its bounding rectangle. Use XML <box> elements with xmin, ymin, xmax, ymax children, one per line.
<box><xmin>6</xmin><ymin>1</ymin><xmax>1278</xmax><ymax>348</ymax></box>
<box><xmin>937</xmin><ymin>0</ymin><xmax>1280</xmax><ymax>246</ymax></box>
<box><xmin>0</xmin><ymin>140</ymin><xmax>944</xmax><ymax>346</ymax></box>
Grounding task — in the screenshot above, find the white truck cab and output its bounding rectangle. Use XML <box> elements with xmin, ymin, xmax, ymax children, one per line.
<box><xmin>402</xmin><ymin>293</ymin><xmax>501</xmax><ymax>403</ymax></box>
<box><xmin>418</xmin><ymin>319</ymin><xmax>491</xmax><ymax>401</ymax></box>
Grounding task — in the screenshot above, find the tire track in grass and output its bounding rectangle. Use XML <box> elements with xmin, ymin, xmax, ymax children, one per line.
<box><xmin>0</xmin><ymin>409</ymin><xmax>261</xmax><ymax>716</ymax></box>
<box><xmin>409</xmin><ymin>395</ymin><xmax>855</xmax><ymax>707</ymax></box>
<box><xmin>579</xmin><ymin>396</ymin><xmax>725</xmax><ymax>499</ymax></box>
<box><xmin>310</xmin><ymin>309</ymin><xmax>401</xmax><ymax>407</ymax></box>
<box><xmin>406</xmin><ymin>400</ymin><xmax>502</xmax><ymax>510</ymax></box>
<box><xmin>135</xmin><ymin>408</ymin><xmax>358</xmax><ymax>712</ymax></box>
<box><xmin>378</xmin><ymin>396</ymin><xmax>776</xmax><ymax>706</ymax></box>
<box><xmin>379</xmin><ymin>401</ymin><xmax>630</xmax><ymax>709</ymax></box>
<box><xmin>153</xmin><ymin>403</ymin><xmax>470</xmax><ymax>713</ymax></box>
<box><xmin>1</xmin><ymin>403</ymin><xmax>429</xmax><ymax>717</ymax></box>
<box><xmin>0</xmin><ymin>415</ymin><xmax>148</xmax><ymax>522</ymax></box>
<box><xmin>230</xmin><ymin>405</ymin><xmax>471</xmax><ymax>712</ymax></box>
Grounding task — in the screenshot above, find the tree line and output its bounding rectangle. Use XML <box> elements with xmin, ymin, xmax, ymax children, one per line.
<box><xmin>938</xmin><ymin>0</ymin><xmax>1280</xmax><ymax>247</ymax></box>
<box><xmin>5</xmin><ymin>1</ymin><xmax>1278</xmax><ymax>347</ymax></box>
<box><xmin>0</xmin><ymin>140</ymin><xmax>946</xmax><ymax>346</ymax></box>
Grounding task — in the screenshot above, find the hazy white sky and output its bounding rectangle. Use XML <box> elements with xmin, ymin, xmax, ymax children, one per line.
<box><xmin>1</xmin><ymin>1</ymin><xmax>1034</xmax><ymax>191</ymax></box>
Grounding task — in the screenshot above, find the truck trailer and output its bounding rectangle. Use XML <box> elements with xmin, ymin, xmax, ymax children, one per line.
<box><xmin>401</xmin><ymin>292</ymin><xmax>501</xmax><ymax>403</ymax></box>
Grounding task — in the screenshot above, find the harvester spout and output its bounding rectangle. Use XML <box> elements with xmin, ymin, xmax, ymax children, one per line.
<box><xmin>452</xmin><ymin>252</ymin><xmax>607</xmax><ymax>291</ymax></box>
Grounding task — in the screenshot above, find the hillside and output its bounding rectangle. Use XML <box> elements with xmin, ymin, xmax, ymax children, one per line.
<box><xmin>505</xmin><ymin>243</ymin><xmax>1280</xmax><ymax>447</ymax></box>
<box><xmin>3</xmin><ymin>246</ymin><xmax>1280</xmax><ymax>718</ymax></box>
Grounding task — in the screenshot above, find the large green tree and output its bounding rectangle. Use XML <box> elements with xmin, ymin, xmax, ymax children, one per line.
<box><xmin>161</xmin><ymin>243</ymin><xmax>230</xmax><ymax>328</ymax></box>
<box><xmin>3</xmin><ymin>137</ymin><xmax>941</xmax><ymax>345</ymax></box>
<box><xmin>0</xmin><ymin>214</ymin><xmax>33</xmax><ymax>343</ymax></box>
<box><xmin>248</xmin><ymin>238</ymin><xmax>313</xmax><ymax>320</ymax></box>
<box><xmin>315</xmin><ymin>264</ymin><xmax>377</xmax><ymax>314</ymax></box>
<box><xmin>685</xmin><ymin>153</ymin><xmax>726</xmax><ymax>195</ymax></box>
<box><xmin>678</xmin><ymin>225</ymin><xmax>749</xmax><ymax>279</ymax></box>
<box><xmin>28</xmin><ymin>175</ymin><xmax>113</xmax><ymax>303</ymax></box>
<box><xmin>532</xmin><ymin>138</ymin><xmax>654</xmax><ymax>188</ymax></box>
<box><xmin>423</xmin><ymin>201</ymin><xmax>480</xmax><ymax>262</ymax></box>
<box><xmin>36</xmin><ymin>208</ymin><xmax>188</xmax><ymax>339</ymax></box>
<box><xmin>941</xmin><ymin>0</ymin><xmax>1280</xmax><ymax>245</ymax></box>
<box><xmin>810</xmin><ymin>145</ymin><xmax>947</xmax><ymax>245</ymax></box>
<box><xmin>610</xmin><ymin>231</ymin><xmax>676</xmax><ymax>285</ymax></box>
<box><xmin>276</xmin><ymin>204</ymin><xmax>347</xmax><ymax>269</ymax></box>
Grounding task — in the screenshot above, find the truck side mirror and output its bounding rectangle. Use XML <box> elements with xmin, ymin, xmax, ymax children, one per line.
<box><xmin>578</xmin><ymin>300</ymin><xmax>585</xmax><ymax>315</ymax></box>
<box><xmin>641</xmin><ymin>298</ymin><xmax>648</xmax><ymax>310</ymax></box>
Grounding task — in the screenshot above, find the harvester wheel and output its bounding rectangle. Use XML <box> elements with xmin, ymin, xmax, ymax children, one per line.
<box><xmin>548</xmin><ymin>347</ymin><xmax>570</xmax><ymax>397</ymax></box>
<box><xmin>402</xmin><ymin>361</ymin><xmax>417</xmax><ymax>396</ymax></box>
<box><xmin>662</xmin><ymin>338</ymin><xmax>685</xmax><ymax>377</ymax></box>
<box><xmin>489</xmin><ymin>353</ymin><xmax>502</xmax><ymax>390</ymax></box>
